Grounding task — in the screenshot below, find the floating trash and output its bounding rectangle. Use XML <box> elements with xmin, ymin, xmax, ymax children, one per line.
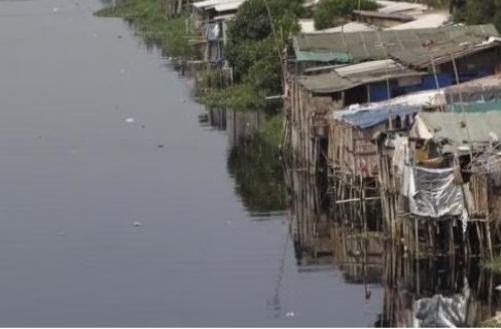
<box><xmin>59</xmin><ymin>231</ymin><xmax>66</xmax><ymax>236</ymax></box>
<box><xmin>118</xmin><ymin>35</ymin><xmax>122</xmax><ymax>39</ymax></box>
<box><xmin>92</xmin><ymin>33</ymin><xmax>98</xmax><ymax>38</ymax></box>
<box><xmin>119</xmin><ymin>68</ymin><xmax>126</xmax><ymax>74</ymax></box>
<box><xmin>132</xmin><ymin>222</ymin><xmax>141</xmax><ymax>227</ymax></box>
<box><xmin>157</xmin><ymin>144</ymin><xmax>164</xmax><ymax>148</ymax></box>
<box><xmin>125</xmin><ymin>118</ymin><xmax>135</xmax><ymax>123</ymax></box>
<box><xmin>141</xmin><ymin>125</ymin><xmax>145</xmax><ymax>129</ymax></box>
<box><xmin>285</xmin><ymin>312</ymin><xmax>295</xmax><ymax>317</ymax></box>
<box><xmin>225</xmin><ymin>220</ymin><xmax>232</xmax><ymax>226</ymax></box>
<box><xmin>52</xmin><ymin>7</ymin><xmax>60</xmax><ymax>13</ymax></box>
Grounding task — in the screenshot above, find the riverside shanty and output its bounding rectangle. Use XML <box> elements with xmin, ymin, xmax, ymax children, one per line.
<box><xmin>283</xmin><ymin>21</ymin><xmax>501</xmax><ymax>258</ymax></box>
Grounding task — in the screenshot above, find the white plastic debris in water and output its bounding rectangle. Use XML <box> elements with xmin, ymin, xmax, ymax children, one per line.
<box><xmin>59</xmin><ymin>231</ymin><xmax>66</xmax><ymax>236</ymax></box>
<box><xmin>52</xmin><ymin>7</ymin><xmax>60</xmax><ymax>12</ymax></box>
<box><xmin>125</xmin><ymin>118</ymin><xmax>135</xmax><ymax>123</ymax></box>
<box><xmin>120</xmin><ymin>68</ymin><xmax>126</xmax><ymax>74</ymax></box>
<box><xmin>496</xmin><ymin>285</ymin><xmax>501</xmax><ymax>291</ymax></box>
<box><xmin>285</xmin><ymin>312</ymin><xmax>295</xmax><ymax>317</ymax></box>
<box><xmin>92</xmin><ymin>33</ymin><xmax>98</xmax><ymax>38</ymax></box>
<box><xmin>133</xmin><ymin>222</ymin><xmax>141</xmax><ymax>227</ymax></box>
<box><xmin>225</xmin><ymin>220</ymin><xmax>232</xmax><ymax>226</ymax></box>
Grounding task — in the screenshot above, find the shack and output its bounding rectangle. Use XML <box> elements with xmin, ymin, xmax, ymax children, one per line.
<box><xmin>189</xmin><ymin>0</ymin><xmax>243</xmax><ymax>62</ymax></box>
<box><xmin>284</xmin><ymin>25</ymin><xmax>501</xmax><ymax>176</ymax></box>
<box><xmin>376</xmin><ymin>111</ymin><xmax>501</xmax><ymax>259</ymax></box>
<box><xmin>328</xmin><ymin>102</ymin><xmax>423</xmax><ymax>228</ymax></box>
<box><xmin>288</xmin><ymin>24</ymin><xmax>500</xmax><ymax>74</ymax></box>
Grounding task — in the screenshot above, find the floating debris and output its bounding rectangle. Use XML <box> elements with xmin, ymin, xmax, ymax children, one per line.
<box><xmin>125</xmin><ymin>118</ymin><xmax>135</xmax><ymax>123</ymax></box>
<box><xmin>92</xmin><ymin>33</ymin><xmax>97</xmax><ymax>38</ymax></box>
<box><xmin>117</xmin><ymin>35</ymin><xmax>122</xmax><ymax>39</ymax></box>
<box><xmin>181</xmin><ymin>98</ymin><xmax>186</xmax><ymax>104</ymax></box>
<box><xmin>52</xmin><ymin>7</ymin><xmax>60</xmax><ymax>13</ymax></box>
<box><xmin>132</xmin><ymin>222</ymin><xmax>141</xmax><ymax>227</ymax></box>
<box><xmin>119</xmin><ymin>68</ymin><xmax>126</xmax><ymax>74</ymax></box>
<box><xmin>225</xmin><ymin>220</ymin><xmax>232</xmax><ymax>226</ymax></box>
<box><xmin>285</xmin><ymin>312</ymin><xmax>295</xmax><ymax>317</ymax></box>
<box><xmin>141</xmin><ymin>125</ymin><xmax>145</xmax><ymax>129</ymax></box>
<box><xmin>157</xmin><ymin>144</ymin><xmax>164</xmax><ymax>148</ymax></box>
<box><xmin>59</xmin><ymin>231</ymin><xmax>66</xmax><ymax>236</ymax></box>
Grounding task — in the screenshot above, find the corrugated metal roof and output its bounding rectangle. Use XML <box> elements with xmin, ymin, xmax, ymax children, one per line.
<box><xmin>353</xmin><ymin>10</ymin><xmax>414</xmax><ymax>22</ymax></box>
<box><xmin>293</xmin><ymin>24</ymin><xmax>499</xmax><ymax>63</ymax></box>
<box><xmin>410</xmin><ymin>111</ymin><xmax>501</xmax><ymax>146</ymax></box>
<box><xmin>298</xmin><ymin>71</ymin><xmax>359</xmax><ymax>94</ymax></box>
<box><xmin>389</xmin><ymin>39</ymin><xmax>500</xmax><ymax>69</ymax></box>
<box><xmin>312</xmin><ymin>22</ymin><xmax>377</xmax><ymax>34</ymax></box>
<box><xmin>386</xmin><ymin>13</ymin><xmax>450</xmax><ymax>31</ymax></box>
<box><xmin>375</xmin><ymin>0</ymin><xmax>428</xmax><ymax>14</ymax></box>
<box><xmin>295</xmin><ymin>51</ymin><xmax>351</xmax><ymax>63</ymax></box>
<box><xmin>297</xmin><ymin>59</ymin><xmax>423</xmax><ymax>93</ymax></box>
<box><xmin>192</xmin><ymin>0</ymin><xmax>240</xmax><ymax>9</ymax></box>
<box><xmin>331</xmin><ymin>103</ymin><xmax>420</xmax><ymax>129</ymax></box>
<box><xmin>215</xmin><ymin>0</ymin><xmax>245</xmax><ymax>12</ymax></box>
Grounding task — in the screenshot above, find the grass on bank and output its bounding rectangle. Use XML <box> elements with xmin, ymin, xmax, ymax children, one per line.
<box><xmin>257</xmin><ymin>113</ymin><xmax>283</xmax><ymax>146</ymax></box>
<box><xmin>94</xmin><ymin>0</ymin><xmax>194</xmax><ymax>59</ymax></box>
<box><xmin>198</xmin><ymin>84</ymin><xmax>267</xmax><ymax>110</ymax></box>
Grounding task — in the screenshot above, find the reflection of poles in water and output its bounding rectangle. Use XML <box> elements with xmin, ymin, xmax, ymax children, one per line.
<box><xmin>268</xmin><ymin>228</ymin><xmax>289</xmax><ymax>318</ymax></box>
<box><xmin>356</xmin><ymin>234</ymin><xmax>371</xmax><ymax>303</ymax></box>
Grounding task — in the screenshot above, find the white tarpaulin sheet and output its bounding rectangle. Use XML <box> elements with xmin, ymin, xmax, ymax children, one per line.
<box><xmin>413</xmin><ymin>281</ymin><xmax>470</xmax><ymax>327</ymax></box>
<box><xmin>408</xmin><ymin>167</ymin><xmax>465</xmax><ymax>218</ymax></box>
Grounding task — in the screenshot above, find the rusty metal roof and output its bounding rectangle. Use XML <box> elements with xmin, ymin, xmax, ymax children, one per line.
<box><xmin>298</xmin><ymin>59</ymin><xmax>423</xmax><ymax>93</ymax></box>
<box><xmin>293</xmin><ymin>24</ymin><xmax>499</xmax><ymax>64</ymax></box>
<box><xmin>389</xmin><ymin>39</ymin><xmax>500</xmax><ymax>69</ymax></box>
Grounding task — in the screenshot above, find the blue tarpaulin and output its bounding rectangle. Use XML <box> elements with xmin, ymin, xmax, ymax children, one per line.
<box><xmin>332</xmin><ymin>104</ymin><xmax>421</xmax><ymax>129</ymax></box>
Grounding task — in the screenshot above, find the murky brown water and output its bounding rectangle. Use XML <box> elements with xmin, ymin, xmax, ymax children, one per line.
<box><xmin>0</xmin><ymin>0</ymin><xmax>385</xmax><ymax>326</ymax></box>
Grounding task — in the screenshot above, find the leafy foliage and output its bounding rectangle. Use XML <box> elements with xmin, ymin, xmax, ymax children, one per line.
<box><xmin>313</xmin><ymin>0</ymin><xmax>379</xmax><ymax>30</ymax></box>
<box><xmin>198</xmin><ymin>84</ymin><xmax>266</xmax><ymax>110</ymax></box>
<box><xmin>227</xmin><ymin>113</ymin><xmax>287</xmax><ymax>214</ymax></box>
<box><xmin>225</xmin><ymin>0</ymin><xmax>302</xmax><ymax>97</ymax></box>
<box><xmin>454</xmin><ymin>0</ymin><xmax>501</xmax><ymax>32</ymax></box>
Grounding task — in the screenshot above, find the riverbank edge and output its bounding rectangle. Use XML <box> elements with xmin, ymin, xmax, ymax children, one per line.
<box><xmin>94</xmin><ymin>0</ymin><xmax>284</xmax><ymax>147</ymax></box>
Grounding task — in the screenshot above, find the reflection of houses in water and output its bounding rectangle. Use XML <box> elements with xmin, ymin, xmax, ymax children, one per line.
<box><xmin>199</xmin><ymin>106</ymin><xmax>227</xmax><ymax>130</ymax></box>
<box><xmin>380</xmin><ymin>254</ymin><xmax>501</xmax><ymax>327</ymax></box>
<box><xmin>331</xmin><ymin>224</ymin><xmax>384</xmax><ymax>285</ymax></box>
<box><xmin>226</xmin><ymin>109</ymin><xmax>262</xmax><ymax>151</ymax></box>
<box><xmin>290</xmin><ymin>170</ymin><xmax>333</xmax><ymax>264</ymax></box>
<box><xmin>288</xmin><ymin>167</ymin><xmax>384</xmax><ymax>284</ymax></box>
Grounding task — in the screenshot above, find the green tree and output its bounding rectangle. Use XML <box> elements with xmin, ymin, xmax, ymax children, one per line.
<box><xmin>454</xmin><ymin>0</ymin><xmax>501</xmax><ymax>31</ymax></box>
<box><xmin>313</xmin><ymin>0</ymin><xmax>378</xmax><ymax>30</ymax></box>
<box><xmin>225</xmin><ymin>0</ymin><xmax>301</xmax><ymax>96</ymax></box>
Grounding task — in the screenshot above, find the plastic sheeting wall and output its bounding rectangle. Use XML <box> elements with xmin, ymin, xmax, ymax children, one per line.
<box><xmin>413</xmin><ymin>281</ymin><xmax>470</xmax><ymax>327</ymax></box>
<box><xmin>401</xmin><ymin>166</ymin><xmax>465</xmax><ymax>218</ymax></box>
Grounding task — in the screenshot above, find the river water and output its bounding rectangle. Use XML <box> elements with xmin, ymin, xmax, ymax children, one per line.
<box><xmin>0</xmin><ymin>0</ymin><xmax>384</xmax><ymax>326</ymax></box>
